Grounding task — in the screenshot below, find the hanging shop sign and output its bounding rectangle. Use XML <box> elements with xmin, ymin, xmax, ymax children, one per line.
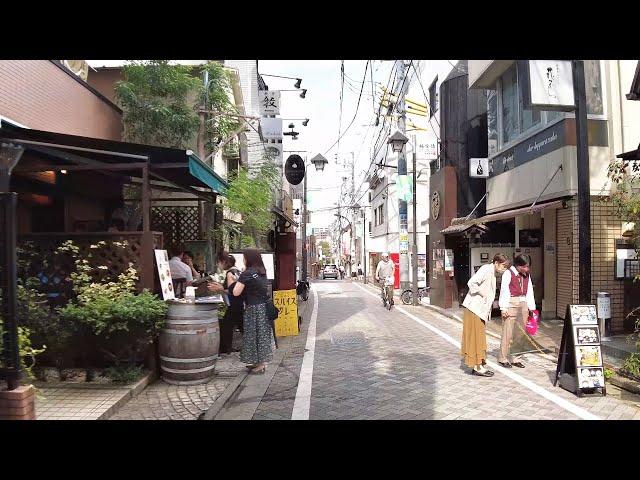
<box><xmin>154</xmin><ymin>249</ymin><xmax>175</xmax><ymax>301</ymax></box>
<box><xmin>469</xmin><ymin>157</ymin><xmax>489</xmax><ymax>178</ymax></box>
<box><xmin>260</xmin><ymin>117</ymin><xmax>283</xmax><ymax>140</ymax></box>
<box><xmin>259</xmin><ymin>90</ymin><xmax>281</xmax><ymax>116</ymax></box>
<box><xmin>554</xmin><ymin>304</ymin><xmax>606</xmax><ymax>397</ymax></box>
<box><xmin>284</xmin><ymin>154</ymin><xmax>306</xmax><ymax>185</ymax></box>
<box><xmin>264</xmin><ymin>142</ymin><xmax>283</xmax><ymax>167</ymax></box>
<box><xmin>399</xmin><ymin>231</ymin><xmax>409</xmax><ymax>254</ymax></box>
<box><xmin>521</xmin><ymin>60</ymin><xmax>575</xmax><ymax>111</ymax></box>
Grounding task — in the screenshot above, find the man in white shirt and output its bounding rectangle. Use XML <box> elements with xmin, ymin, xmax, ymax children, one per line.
<box><xmin>497</xmin><ymin>254</ymin><xmax>536</xmax><ymax>368</ymax></box>
<box><xmin>169</xmin><ymin>248</ymin><xmax>193</xmax><ymax>286</ymax></box>
<box><xmin>375</xmin><ymin>253</ymin><xmax>395</xmax><ymax>306</ymax></box>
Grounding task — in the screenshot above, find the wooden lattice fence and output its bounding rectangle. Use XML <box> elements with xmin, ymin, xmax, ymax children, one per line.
<box><xmin>151</xmin><ymin>206</ymin><xmax>201</xmax><ymax>254</ymax></box>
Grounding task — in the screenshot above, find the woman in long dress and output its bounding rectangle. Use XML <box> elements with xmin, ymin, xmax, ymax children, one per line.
<box><xmin>231</xmin><ymin>249</ymin><xmax>274</xmax><ymax>374</ymax></box>
<box><xmin>460</xmin><ymin>253</ymin><xmax>510</xmax><ymax>377</ymax></box>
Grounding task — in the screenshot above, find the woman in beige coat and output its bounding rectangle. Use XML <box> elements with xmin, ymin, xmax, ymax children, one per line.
<box><xmin>461</xmin><ymin>253</ymin><xmax>510</xmax><ymax>377</ymax></box>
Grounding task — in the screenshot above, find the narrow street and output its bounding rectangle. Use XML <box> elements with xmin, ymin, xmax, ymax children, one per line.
<box><xmin>239</xmin><ymin>279</ymin><xmax>640</xmax><ymax>420</ymax></box>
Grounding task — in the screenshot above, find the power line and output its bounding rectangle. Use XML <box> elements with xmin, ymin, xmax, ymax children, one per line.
<box><xmin>322</xmin><ymin>60</ymin><xmax>370</xmax><ymax>156</ymax></box>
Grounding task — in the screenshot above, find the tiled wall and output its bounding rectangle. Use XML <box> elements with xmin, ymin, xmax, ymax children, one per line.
<box><xmin>556</xmin><ymin>198</ymin><xmax>625</xmax><ymax>332</ymax></box>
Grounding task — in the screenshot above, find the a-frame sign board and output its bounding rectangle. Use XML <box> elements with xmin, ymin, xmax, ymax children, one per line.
<box><xmin>554</xmin><ymin>304</ymin><xmax>606</xmax><ymax>397</ymax></box>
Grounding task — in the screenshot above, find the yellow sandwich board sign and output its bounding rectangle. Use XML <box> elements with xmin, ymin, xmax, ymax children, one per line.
<box><xmin>273</xmin><ymin>289</ymin><xmax>299</xmax><ymax>337</ymax></box>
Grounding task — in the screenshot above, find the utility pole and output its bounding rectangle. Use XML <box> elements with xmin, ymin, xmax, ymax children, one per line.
<box><xmin>411</xmin><ymin>147</ymin><xmax>419</xmax><ymax>305</ymax></box>
<box><xmin>572</xmin><ymin>60</ymin><xmax>592</xmax><ymax>304</ymax></box>
<box><xmin>362</xmin><ymin>208</ymin><xmax>368</xmax><ymax>284</ymax></box>
<box><xmin>397</xmin><ymin>60</ymin><xmax>410</xmax><ymax>289</ymax></box>
<box><xmin>301</xmin><ymin>155</ymin><xmax>308</xmax><ymax>281</ymax></box>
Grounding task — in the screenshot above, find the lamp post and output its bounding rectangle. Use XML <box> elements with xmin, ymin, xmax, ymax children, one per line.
<box><xmin>387</xmin><ymin>127</ymin><xmax>410</xmax><ymax>292</ymax></box>
<box><xmin>1</xmin><ymin>142</ymin><xmax>24</xmax><ymax>390</ymax></box>
<box><xmin>286</xmin><ymin>152</ymin><xmax>328</xmax><ymax>281</ymax></box>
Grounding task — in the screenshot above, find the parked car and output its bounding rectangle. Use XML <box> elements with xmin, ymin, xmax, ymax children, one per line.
<box><xmin>321</xmin><ymin>264</ymin><xmax>339</xmax><ymax>280</ymax></box>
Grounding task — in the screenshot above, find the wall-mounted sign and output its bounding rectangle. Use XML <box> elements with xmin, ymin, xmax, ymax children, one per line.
<box><xmin>431</xmin><ymin>191</ymin><xmax>441</xmax><ymax>220</ymax></box>
<box><xmin>399</xmin><ymin>231</ymin><xmax>409</xmax><ymax>254</ymax></box>
<box><xmin>545</xmin><ymin>241</ymin><xmax>556</xmax><ymax>255</ymax></box>
<box><xmin>469</xmin><ymin>157</ymin><xmax>489</xmax><ymax>178</ymax></box>
<box><xmin>260</xmin><ymin>117</ymin><xmax>282</xmax><ymax>140</ymax></box>
<box><xmin>284</xmin><ymin>155</ymin><xmax>305</xmax><ymax>185</ymax></box>
<box><xmin>522</xmin><ymin>60</ymin><xmax>575</xmax><ymax>111</ymax></box>
<box><xmin>444</xmin><ymin>249</ymin><xmax>454</xmax><ymax>272</ymax></box>
<box><xmin>259</xmin><ymin>90</ymin><xmax>281</xmax><ymax>116</ymax></box>
<box><xmin>615</xmin><ymin>240</ymin><xmax>638</xmax><ymax>279</ymax></box>
<box><xmin>417</xmin><ymin>140</ymin><xmax>438</xmax><ymax>159</ymax></box>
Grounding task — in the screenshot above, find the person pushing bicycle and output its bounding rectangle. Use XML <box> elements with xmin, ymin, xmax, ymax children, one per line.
<box><xmin>375</xmin><ymin>253</ymin><xmax>395</xmax><ymax>307</ymax></box>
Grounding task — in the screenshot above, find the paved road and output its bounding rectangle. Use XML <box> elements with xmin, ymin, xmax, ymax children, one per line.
<box><xmin>253</xmin><ymin>279</ymin><xmax>640</xmax><ymax>420</ymax></box>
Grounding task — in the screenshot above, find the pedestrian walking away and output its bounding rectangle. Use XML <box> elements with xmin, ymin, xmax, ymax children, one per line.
<box><xmin>375</xmin><ymin>252</ymin><xmax>395</xmax><ymax>307</ymax></box>
<box><xmin>339</xmin><ymin>264</ymin><xmax>345</xmax><ymax>279</ymax></box>
<box><xmin>460</xmin><ymin>253</ymin><xmax>510</xmax><ymax>377</ymax></box>
<box><xmin>497</xmin><ymin>254</ymin><xmax>536</xmax><ymax>369</ymax></box>
<box><xmin>231</xmin><ymin>249</ymin><xmax>275</xmax><ymax>375</ymax></box>
<box><xmin>357</xmin><ymin>263</ymin><xmax>363</xmax><ymax>281</ymax></box>
<box><xmin>207</xmin><ymin>251</ymin><xmax>243</xmax><ymax>354</ymax></box>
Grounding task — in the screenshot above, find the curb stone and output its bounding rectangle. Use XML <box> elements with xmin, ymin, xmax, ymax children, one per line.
<box><xmin>98</xmin><ymin>371</ymin><xmax>156</xmax><ymax>420</ymax></box>
<box><xmin>199</xmin><ymin>371</ymin><xmax>249</xmax><ymax>420</ymax></box>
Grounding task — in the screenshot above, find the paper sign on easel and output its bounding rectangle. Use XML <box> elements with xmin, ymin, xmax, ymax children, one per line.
<box><xmin>154</xmin><ymin>249</ymin><xmax>175</xmax><ymax>301</ymax></box>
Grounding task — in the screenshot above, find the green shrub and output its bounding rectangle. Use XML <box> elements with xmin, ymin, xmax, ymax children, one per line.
<box><xmin>604</xmin><ymin>368</ymin><xmax>614</xmax><ymax>380</ymax></box>
<box><xmin>104</xmin><ymin>365</ymin><xmax>144</xmax><ymax>384</ymax></box>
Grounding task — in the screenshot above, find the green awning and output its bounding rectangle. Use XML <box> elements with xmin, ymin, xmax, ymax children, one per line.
<box><xmin>188</xmin><ymin>154</ymin><xmax>229</xmax><ymax>195</ymax></box>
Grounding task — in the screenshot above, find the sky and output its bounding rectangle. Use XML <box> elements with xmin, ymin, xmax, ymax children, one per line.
<box><xmin>258</xmin><ymin>60</ymin><xmax>394</xmax><ymax>230</ymax></box>
<box><xmin>88</xmin><ymin>60</ymin><xmax>394</xmax><ymax>230</ymax></box>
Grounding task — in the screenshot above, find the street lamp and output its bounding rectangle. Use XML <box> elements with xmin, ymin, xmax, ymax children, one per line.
<box><xmin>285</xmin><ymin>152</ymin><xmax>329</xmax><ymax>281</ymax></box>
<box><xmin>259</xmin><ymin>73</ymin><xmax>302</xmax><ymax>90</ymax></box>
<box><xmin>387</xmin><ymin>130</ymin><xmax>409</xmax><ymax>153</ymax></box>
<box><xmin>310</xmin><ymin>154</ymin><xmax>328</xmax><ymax>172</ymax></box>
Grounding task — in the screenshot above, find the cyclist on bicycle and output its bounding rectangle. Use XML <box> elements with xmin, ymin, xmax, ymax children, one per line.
<box><xmin>375</xmin><ymin>253</ymin><xmax>395</xmax><ymax>306</ymax></box>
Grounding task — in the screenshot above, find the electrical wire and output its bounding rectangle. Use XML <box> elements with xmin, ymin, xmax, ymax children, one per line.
<box><xmin>322</xmin><ymin>60</ymin><xmax>370</xmax><ymax>156</ymax></box>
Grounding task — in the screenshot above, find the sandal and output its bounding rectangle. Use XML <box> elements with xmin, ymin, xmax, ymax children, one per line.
<box><xmin>472</xmin><ymin>369</ymin><xmax>494</xmax><ymax>377</ymax></box>
<box><xmin>249</xmin><ymin>365</ymin><xmax>266</xmax><ymax>375</ymax></box>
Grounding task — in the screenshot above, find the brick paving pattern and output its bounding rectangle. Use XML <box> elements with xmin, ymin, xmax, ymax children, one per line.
<box><xmin>249</xmin><ymin>279</ymin><xmax>640</xmax><ymax>420</ymax></box>
<box><xmin>110</xmin><ymin>346</ymin><xmax>246</xmax><ymax>420</ymax></box>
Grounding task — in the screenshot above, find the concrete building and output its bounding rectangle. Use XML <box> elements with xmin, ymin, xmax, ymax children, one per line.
<box><xmin>461</xmin><ymin>60</ymin><xmax>640</xmax><ymax>333</ymax></box>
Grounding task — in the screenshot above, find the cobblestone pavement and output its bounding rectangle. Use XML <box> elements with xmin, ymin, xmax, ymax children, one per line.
<box><xmin>251</xmin><ymin>279</ymin><xmax>640</xmax><ymax>420</ymax></box>
<box><xmin>110</xmin><ymin>344</ymin><xmax>246</xmax><ymax>421</ymax></box>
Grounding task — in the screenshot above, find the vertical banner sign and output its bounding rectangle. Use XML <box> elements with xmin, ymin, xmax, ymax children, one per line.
<box><xmin>523</xmin><ymin>60</ymin><xmax>575</xmax><ymax>111</ymax></box>
<box><xmin>399</xmin><ymin>231</ymin><xmax>409</xmax><ymax>254</ymax></box>
<box><xmin>554</xmin><ymin>304</ymin><xmax>606</xmax><ymax>397</ymax></box>
<box><xmin>259</xmin><ymin>90</ymin><xmax>281</xmax><ymax>116</ymax></box>
<box><xmin>154</xmin><ymin>249</ymin><xmax>175</xmax><ymax>301</ymax></box>
<box><xmin>273</xmin><ymin>289</ymin><xmax>299</xmax><ymax>337</ymax></box>
<box><xmin>390</xmin><ymin>253</ymin><xmax>400</xmax><ymax>289</ymax></box>
<box><xmin>260</xmin><ymin>117</ymin><xmax>283</xmax><ymax>141</ymax></box>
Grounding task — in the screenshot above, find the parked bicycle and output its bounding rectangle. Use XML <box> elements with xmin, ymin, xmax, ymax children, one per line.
<box><xmin>400</xmin><ymin>283</ymin><xmax>430</xmax><ymax>305</ymax></box>
<box><xmin>296</xmin><ymin>279</ymin><xmax>310</xmax><ymax>301</ymax></box>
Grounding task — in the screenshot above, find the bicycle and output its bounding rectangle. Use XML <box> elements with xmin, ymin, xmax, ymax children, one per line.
<box><xmin>400</xmin><ymin>283</ymin><xmax>430</xmax><ymax>305</ymax></box>
<box><xmin>296</xmin><ymin>279</ymin><xmax>310</xmax><ymax>301</ymax></box>
<box><xmin>378</xmin><ymin>276</ymin><xmax>394</xmax><ymax>310</ymax></box>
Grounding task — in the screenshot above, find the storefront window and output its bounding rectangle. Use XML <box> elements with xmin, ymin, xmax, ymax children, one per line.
<box><xmin>501</xmin><ymin>64</ymin><xmax>519</xmax><ymax>145</ymax></box>
<box><xmin>487</xmin><ymin>90</ymin><xmax>498</xmax><ymax>156</ymax></box>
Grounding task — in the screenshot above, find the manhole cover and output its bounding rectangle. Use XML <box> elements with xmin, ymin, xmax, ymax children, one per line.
<box><xmin>330</xmin><ymin>331</ymin><xmax>367</xmax><ymax>345</ymax></box>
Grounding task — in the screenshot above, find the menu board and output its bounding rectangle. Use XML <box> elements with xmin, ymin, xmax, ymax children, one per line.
<box><xmin>555</xmin><ymin>304</ymin><xmax>606</xmax><ymax>396</ymax></box>
<box><xmin>154</xmin><ymin>249</ymin><xmax>175</xmax><ymax>301</ymax></box>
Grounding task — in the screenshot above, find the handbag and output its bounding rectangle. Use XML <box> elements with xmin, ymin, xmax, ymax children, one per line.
<box><xmin>265</xmin><ymin>299</ymin><xmax>279</xmax><ymax>349</ymax></box>
<box><xmin>525</xmin><ymin>309</ymin><xmax>539</xmax><ymax>335</ymax></box>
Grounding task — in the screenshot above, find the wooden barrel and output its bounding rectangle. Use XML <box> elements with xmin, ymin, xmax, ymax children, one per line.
<box><xmin>159</xmin><ymin>301</ymin><xmax>221</xmax><ymax>385</ymax></box>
